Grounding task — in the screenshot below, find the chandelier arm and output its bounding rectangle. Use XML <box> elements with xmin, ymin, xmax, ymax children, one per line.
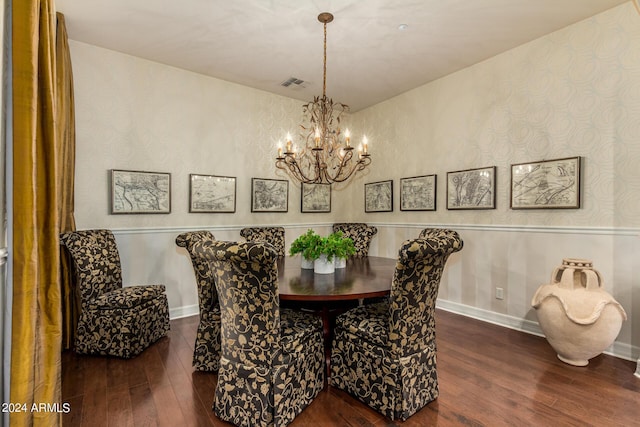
<box><xmin>335</xmin><ymin>156</ymin><xmax>372</xmax><ymax>183</ymax></box>
<box><xmin>327</xmin><ymin>150</ymin><xmax>354</xmax><ymax>181</ymax></box>
<box><xmin>277</xmin><ymin>156</ymin><xmax>312</xmax><ymax>183</ymax></box>
<box><xmin>326</xmin><ymin>155</ymin><xmax>369</xmax><ymax>183</ymax></box>
<box><xmin>277</xmin><ymin>152</ymin><xmax>371</xmax><ymax>185</ymax></box>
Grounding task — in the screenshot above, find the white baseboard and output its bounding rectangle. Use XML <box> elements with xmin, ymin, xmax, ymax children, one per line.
<box><xmin>169</xmin><ymin>304</ymin><xmax>198</xmax><ymax>320</ymax></box>
<box><xmin>436</xmin><ymin>299</ymin><xmax>639</xmax><ymax>363</ymax></box>
<box><xmin>170</xmin><ymin>298</ymin><xmax>639</xmax><ymax>365</ymax></box>
<box><xmin>436</xmin><ymin>299</ymin><xmax>544</xmax><ymax>336</ymax></box>
<box><xmin>168</xmin><ymin>298</ymin><xmax>639</xmax><ymax>369</ymax></box>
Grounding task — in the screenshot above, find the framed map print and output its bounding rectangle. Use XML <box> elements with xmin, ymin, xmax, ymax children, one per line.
<box><xmin>189</xmin><ymin>174</ymin><xmax>236</xmax><ymax>213</ymax></box>
<box><xmin>301</xmin><ymin>183</ymin><xmax>331</xmax><ymax>213</ymax></box>
<box><xmin>446</xmin><ymin>166</ymin><xmax>496</xmax><ymax>210</ymax></box>
<box><xmin>110</xmin><ymin>169</ymin><xmax>171</xmax><ymax>214</ymax></box>
<box><xmin>251</xmin><ymin>178</ymin><xmax>288</xmax><ymax>212</ymax></box>
<box><xmin>400</xmin><ymin>174</ymin><xmax>437</xmax><ymax>211</ymax></box>
<box><xmin>510</xmin><ymin>156</ymin><xmax>581</xmax><ymax>209</ymax></box>
<box><xmin>365</xmin><ymin>180</ymin><xmax>393</xmax><ymax>212</ymax></box>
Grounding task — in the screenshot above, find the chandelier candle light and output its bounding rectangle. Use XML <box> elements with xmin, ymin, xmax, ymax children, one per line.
<box><xmin>275</xmin><ymin>12</ymin><xmax>372</xmax><ymax>185</ymax></box>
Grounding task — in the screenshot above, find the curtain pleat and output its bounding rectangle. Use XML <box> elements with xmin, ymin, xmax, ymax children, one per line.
<box><xmin>56</xmin><ymin>12</ymin><xmax>77</xmax><ymax>351</ymax></box>
<box><xmin>11</xmin><ymin>0</ymin><xmax>64</xmax><ymax>425</ymax></box>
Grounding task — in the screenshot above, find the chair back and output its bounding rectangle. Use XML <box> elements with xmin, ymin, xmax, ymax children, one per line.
<box><xmin>60</xmin><ymin>229</ymin><xmax>123</xmax><ymax>307</ymax></box>
<box><xmin>332</xmin><ymin>223</ymin><xmax>378</xmax><ymax>257</ymax></box>
<box><xmin>175</xmin><ymin>231</ymin><xmax>219</xmax><ymax>315</ymax></box>
<box><xmin>196</xmin><ymin>240</ymin><xmax>281</xmax><ymax>365</ymax></box>
<box><xmin>388</xmin><ymin>230</ymin><xmax>463</xmax><ymax>356</ymax></box>
<box><xmin>239</xmin><ymin>226</ymin><xmax>285</xmax><ymax>257</ymax></box>
<box><xmin>419</xmin><ymin>228</ymin><xmax>455</xmax><ymax>241</ymax></box>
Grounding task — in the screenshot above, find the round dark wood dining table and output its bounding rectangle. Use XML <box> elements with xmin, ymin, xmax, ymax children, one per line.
<box><xmin>277</xmin><ymin>256</ymin><xmax>396</xmax><ymax>302</ymax></box>
<box><xmin>277</xmin><ymin>256</ymin><xmax>396</xmax><ymax>380</ymax></box>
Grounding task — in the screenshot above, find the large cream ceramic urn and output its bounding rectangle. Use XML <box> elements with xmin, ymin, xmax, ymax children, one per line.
<box><xmin>531</xmin><ymin>258</ymin><xmax>627</xmax><ymax>366</ymax></box>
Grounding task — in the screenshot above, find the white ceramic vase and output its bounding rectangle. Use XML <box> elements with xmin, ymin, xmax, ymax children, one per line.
<box><xmin>531</xmin><ymin>258</ymin><xmax>627</xmax><ymax>366</ymax></box>
<box><xmin>334</xmin><ymin>257</ymin><xmax>347</xmax><ymax>269</ymax></box>
<box><xmin>301</xmin><ymin>257</ymin><xmax>314</xmax><ymax>269</ymax></box>
<box><xmin>314</xmin><ymin>254</ymin><xmax>335</xmax><ymax>274</ymax></box>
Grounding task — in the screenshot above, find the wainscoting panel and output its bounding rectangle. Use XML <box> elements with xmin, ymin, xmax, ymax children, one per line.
<box><xmin>112</xmin><ymin>223</ymin><xmax>639</xmax><ymax>362</ymax></box>
<box><xmin>374</xmin><ymin>223</ymin><xmax>639</xmax><ymax>362</ymax></box>
<box><xmin>113</xmin><ymin>224</ymin><xmax>333</xmax><ymax>319</ymax></box>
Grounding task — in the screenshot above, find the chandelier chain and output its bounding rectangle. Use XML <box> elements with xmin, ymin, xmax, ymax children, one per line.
<box><xmin>323</xmin><ymin>20</ymin><xmax>327</xmax><ymax>97</ymax></box>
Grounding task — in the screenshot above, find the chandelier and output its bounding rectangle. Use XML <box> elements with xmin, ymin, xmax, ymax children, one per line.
<box><xmin>275</xmin><ymin>12</ymin><xmax>371</xmax><ymax>185</ymax></box>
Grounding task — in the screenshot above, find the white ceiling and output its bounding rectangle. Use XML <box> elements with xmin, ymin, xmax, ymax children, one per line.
<box><xmin>55</xmin><ymin>0</ymin><xmax>630</xmax><ymax>112</ymax></box>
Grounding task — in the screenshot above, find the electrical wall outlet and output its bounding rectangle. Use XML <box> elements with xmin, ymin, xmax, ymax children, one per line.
<box><xmin>495</xmin><ymin>287</ymin><xmax>504</xmax><ymax>300</ymax></box>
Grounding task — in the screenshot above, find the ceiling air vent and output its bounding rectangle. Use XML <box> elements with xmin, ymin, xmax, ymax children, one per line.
<box><xmin>280</xmin><ymin>77</ymin><xmax>306</xmax><ymax>88</ymax></box>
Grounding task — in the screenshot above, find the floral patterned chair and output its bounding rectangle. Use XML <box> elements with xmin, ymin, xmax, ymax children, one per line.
<box><xmin>329</xmin><ymin>229</ymin><xmax>463</xmax><ymax>421</ymax></box>
<box><xmin>240</xmin><ymin>226</ymin><xmax>286</xmax><ymax>257</ymax></box>
<box><xmin>192</xmin><ymin>239</ymin><xmax>325</xmax><ymax>427</ymax></box>
<box><xmin>332</xmin><ymin>223</ymin><xmax>377</xmax><ymax>257</ymax></box>
<box><xmin>60</xmin><ymin>229</ymin><xmax>170</xmax><ymax>358</ymax></box>
<box><xmin>175</xmin><ymin>230</ymin><xmax>221</xmax><ymax>371</ymax></box>
<box><xmin>419</xmin><ymin>227</ymin><xmax>455</xmax><ymax>241</ymax></box>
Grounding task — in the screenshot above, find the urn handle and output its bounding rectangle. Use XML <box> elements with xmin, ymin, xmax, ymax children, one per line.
<box><xmin>555</xmin><ymin>265</ymin><xmax>602</xmax><ymax>290</ymax></box>
<box><xmin>583</xmin><ymin>269</ymin><xmax>603</xmax><ymax>290</ymax></box>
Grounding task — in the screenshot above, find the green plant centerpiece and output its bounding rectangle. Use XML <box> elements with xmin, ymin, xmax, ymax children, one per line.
<box><xmin>327</xmin><ymin>231</ymin><xmax>355</xmax><ymax>268</ymax></box>
<box><xmin>289</xmin><ymin>229</ymin><xmax>323</xmax><ymax>268</ymax></box>
<box><xmin>289</xmin><ymin>230</ymin><xmax>355</xmax><ymax>272</ymax></box>
<box><xmin>325</xmin><ymin>231</ymin><xmax>354</xmax><ymax>259</ymax></box>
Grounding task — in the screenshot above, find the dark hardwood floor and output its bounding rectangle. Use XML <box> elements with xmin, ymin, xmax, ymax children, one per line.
<box><xmin>62</xmin><ymin>310</ymin><xmax>640</xmax><ymax>426</ymax></box>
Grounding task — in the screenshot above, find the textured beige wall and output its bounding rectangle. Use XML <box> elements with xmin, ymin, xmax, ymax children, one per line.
<box><xmin>347</xmin><ymin>3</ymin><xmax>640</xmax><ymax>360</ymax></box>
<box><xmin>73</xmin><ymin>4</ymin><xmax>640</xmax><ymax>229</ymax></box>
<box><xmin>349</xmin><ymin>3</ymin><xmax>640</xmax><ymax>227</ymax></box>
<box><xmin>71</xmin><ymin>40</ymin><xmax>355</xmax><ymax>229</ymax></box>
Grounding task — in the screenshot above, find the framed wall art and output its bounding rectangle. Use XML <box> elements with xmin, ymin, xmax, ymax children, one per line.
<box><xmin>446</xmin><ymin>166</ymin><xmax>496</xmax><ymax>210</ymax></box>
<box><xmin>251</xmin><ymin>178</ymin><xmax>289</xmax><ymax>212</ymax></box>
<box><xmin>301</xmin><ymin>183</ymin><xmax>331</xmax><ymax>213</ymax></box>
<box><xmin>110</xmin><ymin>169</ymin><xmax>171</xmax><ymax>214</ymax></box>
<box><xmin>189</xmin><ymin>174</ymin><xmax>236</xmax><ymax>213</ymax></box>
<box><xmin>365</xmin><ymin>180</ymin><xmax>393</xmax><ymax>212</ymax></box>
<box><xmin>510</xmin><ymin>156</ymin><xmax>581</xmax><ymax>209</ymax></box>
<box><xmin>400</xmin><ymin>174</ymin><xmax>437</xmax><ymax>211</ymax></box>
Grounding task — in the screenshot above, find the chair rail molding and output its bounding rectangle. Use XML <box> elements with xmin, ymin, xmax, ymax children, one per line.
<box><xmin>370</xmin><ymin>222</ymin><xmax>640</xmax><ymax>237</ymax></box>
<box><xmin>108</xmin><ymin>223</ymin><xmax>336</xmax><ymax>236</ymax></box>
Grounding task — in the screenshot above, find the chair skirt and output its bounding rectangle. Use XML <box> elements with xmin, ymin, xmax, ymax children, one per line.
<box><xmin>330</xmin><ymin>319</ymin><xmax>439</xmax><ymax>421</ymax></box>
<box><xmin>213</xmin><ymin>312</ymin><xmax>325</xmax><ymax>427</ymax></box>
<box><xmin>193</xmin><ymin>308</ymin><xmax>222</xmax><ymax>371</ymax></box>
<box><xmin>75</xmin><ymin>292</ymin><xmax>170</xmax><ymax>358</ymax></box>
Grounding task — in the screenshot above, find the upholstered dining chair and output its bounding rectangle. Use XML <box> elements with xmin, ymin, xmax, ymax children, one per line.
<box><xmin>419</xmin><ymin>227</ymin><xmax>455</xmax><ymax>240</ymax></box>
<box><xmin>332</xmin><ymin>223</ymin><xmax>377</xmax><ymax>257</ymax></box>
<box><xmin>193</xmin><ymin>239</ymin><xmax>325</xmax><ymax>427</ymax></box>
<box><xmin>60</xmin><ymin>229</ymin><xmax>170</xmax><ymax>358</ymax></box>
<box><xmin>175</xmin><ymin>230</ymin><xmax>221</xmax><ymax>371</ymax></box>
<box><xmin>329</xmin><ymin>229</ymin><xmax>463</xmax><ymax>421</ymax></box>
<box><xmin>240</xmin><ymin>226</ymin><xmax>286</xmax><ymax>257</ymax></box>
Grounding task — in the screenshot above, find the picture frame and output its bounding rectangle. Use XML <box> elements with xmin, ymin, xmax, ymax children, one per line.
<box><xmin>446</xmin><ymin>166</ymin><xmax>496</xmax><ymax>210</ymax></box>
<box><xmin>251</xmin><ymin>178</ymin><xmax>289</xmax><ymax>212</ymax></box>
<box><xmin>510</xmin><ymin>156</ymin><xmax>581</xmax><ymax>209</ymax></box>
<box><xmin>400</xmin><ymin>174</ymin><xmax>437</xmax><ymax>211</ymax></box>
<box><xmin>110</xmin><ymin>169</ymin><xmax>171</xmax><ymax>214</ymax></box>
<box><xmin>189</xmin><ymin>174</ymin><xmax>236</xmax><ymax>213</ymax></box>
<box><xmin>301</xmin><ymin>183</ymin><xmax>331</xmax><ymax>213</ymax></box>
<box><xmin>365</xmin><ymin>180</ymin><xmax>393</xmax><ymax>212</ymax></box>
